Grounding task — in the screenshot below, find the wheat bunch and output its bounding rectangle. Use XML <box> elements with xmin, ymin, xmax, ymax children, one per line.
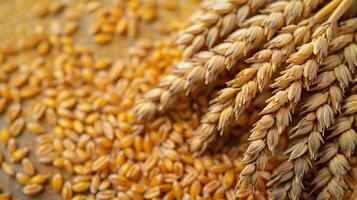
<box><xmin>268</xmin><ymin>31</ymin><xmax>356</xmax><ymax>200</ymax></box>
<box><xmin>177</xmin><ymin>0</ymin><xmax>269</xmax><ymax>59</ymax></box>
<box><xmin>311</xmin><ymin>94</ymin><xmax>357</xmax><ymax>200</ymax></box>
<box><xmin>189</xmin><ymin>9</ymin><xmax>321</xmax><ymax>153</ymax></box>
<box><xmin>134</xmin><ymin>0</ymin><xmax>322</xmax><ymax>121</ymax></box>
<box><xmin>237</xmin><ymin>0</ymin><xmax>353</xmax><ymax>197</ymax></box>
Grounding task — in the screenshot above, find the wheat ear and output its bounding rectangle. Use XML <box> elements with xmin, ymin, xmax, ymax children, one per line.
<box><xmin>237</xmin><ymin>0</ymin><xmax>353</xmax><ymax>198</ymax></box>
<box><xmin>269</xmin><ymin>32</ymin><xmax>356</xmax><ymax>200</ymax></box>
<box><xmin>177</xmin><ymin>0</ymin><xmax>269</xmax><ymax>59</ymax></box>
<box><xmin>134</xmin><ymin>0</ymin><xmax>321</xmax><ymax>121</ymax></box>
<box><xmin>190</xmin><ymin>0</ymin><xmax>328</xmax><ymax>152</ymax></box>
<box><xmin>312</xmin><ymin>94</ymin><xmax>357</xmax><ymax>200</ymax></box>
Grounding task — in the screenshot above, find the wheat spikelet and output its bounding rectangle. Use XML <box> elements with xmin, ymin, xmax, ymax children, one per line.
<box><xmin>177</xmin><ymin>0</ymin><xmax>269</xmax><ymax>59</ymax></box>
<box><xmin>134</xmin><ymin>0</ymin><xmax>322</xmax><ymax>121</ymax></box>
<box><xmin>237</xmin><ymin>1</ymin><xmax>353</xmax><ymax>198</ymax></box>
<box><xmin>311</xmin><ymin>94</ymin><xmax>357</xmax><ymax>200</ymax></box>
<box><xmin>268</xmin><ymin>35</ymin><xmax>356</xmax><ymax>200</ymax></box>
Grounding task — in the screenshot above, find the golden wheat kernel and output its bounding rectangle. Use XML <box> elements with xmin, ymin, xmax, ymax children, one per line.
<box><xmin>233</xmin><ymin>159</ymin><xmax>244</xmax><ymax>171</ymax></box>
<box><xmin>23</xmin><ymin>184</ymin><xmax>43</xmax><ymax>196</ymax></box>
<box><xmin>53</xmin><ymin>157</ymin><xmax>65</xmax><ymax>168</ymax></box>
<box><xmin>26</xmin><ymin>122</ymin><xmax>44</xmax><ymax>135</ymax></box>
<box><xmin>0</xmin><ymin>128</ymin><xmax>11</xmax><ymax>144</ymax></box>
<box><xmin>85</xmin><ymin>112</ymin><xmax>99</xmax><ymax>124</ymax></box>
<box><xmin>93</xmin><ymin>33</ymin><xmax>111</xmax><ymax>45</ymax></box>
<box><xmin>37</xmin><ymin>42</ymin><xmax>50</xmax><ymax>55</ymax></box>
<box><xmin>62</xmin><ymin>181</ymin><xmax>73</xmax><ymax>199</ymax></box>
<box><xmin>2</xmin><ymin>63</ymin><xmax>18</xmax><ymax>73</ymax></box>
<box><xmin>98</xmin><ymin>179</ymin><xmax>111</xmax><ymax>191</ymax></box>
<box><xmin>16</xmin><ymin>172</ymin><xmax>31</xmax><ymax>185</ymax></box>
<box><xmin>11</xmin><ymin>148</ymin><xmax>28</xmax><ymax>162</ymax></box>
<box><xmin>119</xmin><ymin>135</ymin><xmax>134</xmax><ymax>149</ymax></box>
<box><xmin>222</xmin><ymin>170</ymin><xmax>235</xmax><ymax>187</ymax></box>
<box><xmin>32</xmin><ymin>102</ymin><xmax>46</xmax><ymax>121</ymax></box>
<box><xmin>131</xmin><ymin>183</ymin><xmax>146</xmax><ymax>194</ymax></box>
<box><xmin>54</xmin><ymin>126</ymin><xmax>65</xmax><ymax>138</ymax></box>
<box><xmin>172</xmin><ymin>181</ymin><xmax>183</xmax><ymax>199</ymax></box>
<box><xmin>64</xmin><ymin>159</ymin><xmax>74</xmax><ymax>173</ymax></box>
<box><xmin>43</xmin><ymin>98</ymin><xmax>56</xmax><ymax>108</ymax></box>
<box><xmin>72</xmin><ymin>181</ymin><xmax>90</xmax><ymax>193</ymax></box>
<box><xmin>101</xmin><ymin>23</ymin><xmax>115</xmax><ymax>34</ymax></box>
<box><xmin>7</xmin><ymin>138</ymin><xmax>18</xmax><ymax>155</ymax></box>
<box><xmin>22</xmin><ymin>158</ymin><xmax>35</xmax><ymax>176</ymax></box>
<box><xmin>0</xmin><ymin>85</ymin><xmax>11</xmax><ymax>101</ymax></box>
<box><xmin>190</xmin><ymin>180</ymin><xmax>202</xmax><ymax>197</ymax></box>
<box><xmin>20</xmin><ymin>85</ymin><xmax>40</xmax><ymax>98</ymax></box>
<box><xmin>73</xmin><ymin>120</ymin><xmax>84</xmax><ymax>133</ymax></box>
<box><xmin>115</xmin><ymin>19</ymin><xmax>128</xmax><ymax>34</ymax></box>
<box><xmin>58</xmin><ymin>118</ymin><xmax>72</xmax><ymax>129</ymax></box>
<box><xmin>2</xmin><ymin>162</ymin><xmax>15</xmax><ymax>176</ymax></box>
<box><xmin>92</xmin><ymin>155</ymin><xmax>110</xmax><ymax>171</ymax></box>
<box><xmin>30</xmin><ymin>174</ymin><xmax>47</xmax><ymax>185</ymax></box>
<box><xmin>64</xmin><ymin>21</ymin><xmax>79</xmax><ymax>35</ymax></box>
<box><xmin>9</xmin><ymin>117</ymin><xmax>25</xmax><ymax>137</ymax></box>
<box><xmin>7</xmin><ymin>103</ymin><xmax>21</xmax><ymax>122</ymax></box>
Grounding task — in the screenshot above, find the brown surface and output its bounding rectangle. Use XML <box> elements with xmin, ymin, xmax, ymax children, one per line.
<box><xmin>0</xmin><ymin>0</ymin><xmax>195</xmax><ymax>199</ymax></box>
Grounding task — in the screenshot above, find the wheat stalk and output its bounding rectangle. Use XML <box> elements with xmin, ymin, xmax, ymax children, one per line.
<box><xmin>134</xmin><ymin>0</ymin><xmax>321</xmax><ymax>121</ymax></box>
<box><xmin>311</xmin><ymin>94</ymin><xmax>357</xmax><ymax>200</ymax></box>
<box><xmin>268</xmin><ymin>35</ymin><xmax>356</xmax><ymax>200</ymax></box>
<box><xmin>237</xmin><ymin>1</ymin><xmax>353</xmax><ymax>198</ymax></box>
<box><xmin>177</xmin><ymin>0</ymin><xmax>270</xmax><ymax>59</ymax></box>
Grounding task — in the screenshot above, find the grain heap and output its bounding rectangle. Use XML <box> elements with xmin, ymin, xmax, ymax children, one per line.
<box><xmin>0</xmin><ymin>0</ymin><xmax>356</xmax><ymax>200</ymax></box>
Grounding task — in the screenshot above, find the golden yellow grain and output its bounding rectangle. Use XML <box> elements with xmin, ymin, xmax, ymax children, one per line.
<box><xmin>62</xmin><ymin>181</ymin><xmax>73</xmax><ymax>199</ymax></box>
<box><xmin>7</xmin><ymin>138</ymin><xmax>17</xmax><ymax>153</ymax></box>
<box><xmin>16</xmin><ymin>172</ymin><xmax>31</xmax><ymax>185</ymax></box>
<box><xmin>26</xmin><ymin>122</ymin><xmax>44</xmax><ymax>135</ymax></box>
<box><xmin>72</xmin><ymin>181</ymin><xmax>90</xmax><ymax>193</ymax></box>
<box><xmin>50</xmin><ymin>173</ymin><xmax>63</xmax><ymax>192</ymax></box>
<box><xmin>92</xmin><ymin>155</ymin><xmax>110</xmax><ymax>171</ymax></box>
<box><xmin>93</xmin><ymin>33</ymin><xmax>111</xmax><ymax>45</ymax></box>
<box><xmin>173</xmin><ymin>181</ymin><xmax>183</xmax><ymax>199</ymax></box>
<box><xmin>11</xmin><ymin>148</ymin><xmax>28</xmax><ymax>162</ymax></box>
<box><xmin>64</xmin><ymin>21</ymin><xmax>79</xmax><ymax>35</ymax></box>
<box><xmin>9</xmin><ymin>117</ymin><xmax>25</xmax><ymax>137</ymax></box>
<box><xmin>22</xmin><ymin>184</ymin><xmax>43</xmax><ymax>196</ymax></box>
<box><xmin>37</xmin><ymin>42</ymin><xmax>50</xmax><ymax>55</ymax></box>
<box><xmin>7</xmin><ymin>103</ymin><xmax>21</xmax><ymax>122</ymax></box>
<box><xmin>0</xmin><ymin>128</ymin><xmax>11</xmax><ymax>144</ymax></box>
<box><xmin>32</xmin><ymin>102</ymin><xmax>46</xmax><ymax>121</ymax></box>
<box><xmin>22</xmin><ymin>158</ymin><xmax>35</xmax><ymax>176</ymax></box>
<box><xmin>190</xmin><ymin>180</ymin><xmax>202</xmax><ymax>197</ymax></box>
<box><xmin>30</xmin><ymin>174</ymin><xmax>47</xmax><ymax>184</ymax></box>
<box><xmin>2</xmin><ymin>162</ymin><xmax>15</xmax><ymax>176</ymax></box>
